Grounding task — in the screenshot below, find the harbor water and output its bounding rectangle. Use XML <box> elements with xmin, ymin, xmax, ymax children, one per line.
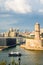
<box><xmin>0</xmin><ymin>46</ymin><xmax>43</xmax><ymax>65</ymax></box>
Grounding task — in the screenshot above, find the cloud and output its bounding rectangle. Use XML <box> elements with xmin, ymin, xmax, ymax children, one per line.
<box><xmin>0</xmin><ymin>0</ymin><xmax>42</xmax><ymax>14</ymax></box>
<box><xmin>38</xmin><ymin>9</ymin><xmax>43</xmax><ymax>12</ymax></box>
<box><xmin>40</xmin><ymin>0</ymin><xmax>43</xmax><ymax>4</ymax></box>
<box><xmin>0</xmin><ymin>0</ymin><xmax>43</xmax><ymax>13</ymax></box>
<box><xmin>38</xmin><ymin>0</ymin><xmax>43</xmax><ymax>13</ymax></box>
<box><xmin>4</xmin><ymin>0</ymin><xmax>32</xmax><ymax>13</ymax></box>
<box><xmin>0</xmin><ymin>14</ymin><xmax>10</xmax><ymax>17</ymax></box>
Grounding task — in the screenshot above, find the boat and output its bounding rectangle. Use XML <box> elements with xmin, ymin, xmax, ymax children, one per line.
<box><xmin>9</xmin><ymin>52</ymin><xmax>22</xmax><ymax>57</ymax></box>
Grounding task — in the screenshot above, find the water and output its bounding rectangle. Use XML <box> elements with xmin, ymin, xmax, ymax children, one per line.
<box><xmin>0</xmin><ymin>46</ymin><xmax>43</xmax><ymax>65</ymax></box>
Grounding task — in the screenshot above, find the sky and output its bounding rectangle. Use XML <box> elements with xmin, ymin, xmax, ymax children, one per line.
<box><xmin>0</xmin><ymin>0</ymin><xmax>43</xmax><ymax>32</ymax></box>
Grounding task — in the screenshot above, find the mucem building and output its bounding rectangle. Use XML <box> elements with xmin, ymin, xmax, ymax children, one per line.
<box><xmin>0</xmin><ymin>37</ymin><xmax>16</xmax><ymax>46</ymax></box>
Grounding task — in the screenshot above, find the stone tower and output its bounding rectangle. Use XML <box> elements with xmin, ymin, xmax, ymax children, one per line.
<box><xmin>25</xmin><ymin>22</ymin><xmax>42</xmax><ymax>49</ymax></box>
<box><xmin>34</xmin><ymin>22</ymin><xmax>42</xmax><ymax>47</ymax></box>
<box><xmin>35</xmin><ymin>22</ymin><xmax>40</xmax><ymax>40</ymax></box>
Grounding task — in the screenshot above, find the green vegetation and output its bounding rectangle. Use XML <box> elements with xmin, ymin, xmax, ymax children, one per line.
<box><xmin>11</xmin><ymin>59</ymin><xmax>18</xmax><ymax>65</ymax></box>
<box><xmin>0</xmin><ymin>60</ymin><xmax>6</xmax><ymax>65</ymax></box>
<box><xmin>0</xmin><ymin>59</ymin><xmax>18</xmax><ymax>65</ymax></box>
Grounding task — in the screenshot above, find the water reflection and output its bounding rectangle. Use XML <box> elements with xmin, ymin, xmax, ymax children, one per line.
<box><xmin>0</xmin><ymin>46</ymin><xmax>43</xmax><ymax>65</ymax></box>
<box><xmin>32</xmin><ymin>51</ymin><xmax>43</xmax><ymax>65</ymax></box>
<box><xmin>23</xmin><ymin>50</ymin><xmax>43</xmax><ymax>65</ymax></box>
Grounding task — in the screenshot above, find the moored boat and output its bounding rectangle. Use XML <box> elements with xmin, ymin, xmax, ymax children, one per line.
<box><xmin>9</xmin><ymin>52</ymin><xmax>22</xmax><ymax>57</ymax></box>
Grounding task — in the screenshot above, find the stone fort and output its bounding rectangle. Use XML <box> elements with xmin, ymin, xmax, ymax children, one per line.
<box><xmin>21</xmin><ymin>22</ymin><xmax>43</xmax><ymax>50</ymax></box>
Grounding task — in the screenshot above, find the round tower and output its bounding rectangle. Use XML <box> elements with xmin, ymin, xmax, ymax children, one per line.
<box><xmin>35</xmin><ymin>22</ymin><xmax>40</xmax><ymax>40</ymax></box>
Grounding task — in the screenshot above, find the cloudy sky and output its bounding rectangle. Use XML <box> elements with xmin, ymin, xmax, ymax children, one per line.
<box><xmin>0</xmin><ymin>0</ymin><xmax>43</xmax><ymax>32</ymax></box>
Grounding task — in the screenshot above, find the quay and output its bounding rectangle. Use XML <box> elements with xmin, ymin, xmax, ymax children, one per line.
<box><xmin>20</xmin><ymin>45</ymin><xmax>43</xmax><ymax>51</ymax></box>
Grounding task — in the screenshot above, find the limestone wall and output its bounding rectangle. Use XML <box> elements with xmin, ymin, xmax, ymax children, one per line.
<box><xmin>26</xmin><ymin>39</ymin><xmax>42</xmax><ymax>48</ymax></box>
